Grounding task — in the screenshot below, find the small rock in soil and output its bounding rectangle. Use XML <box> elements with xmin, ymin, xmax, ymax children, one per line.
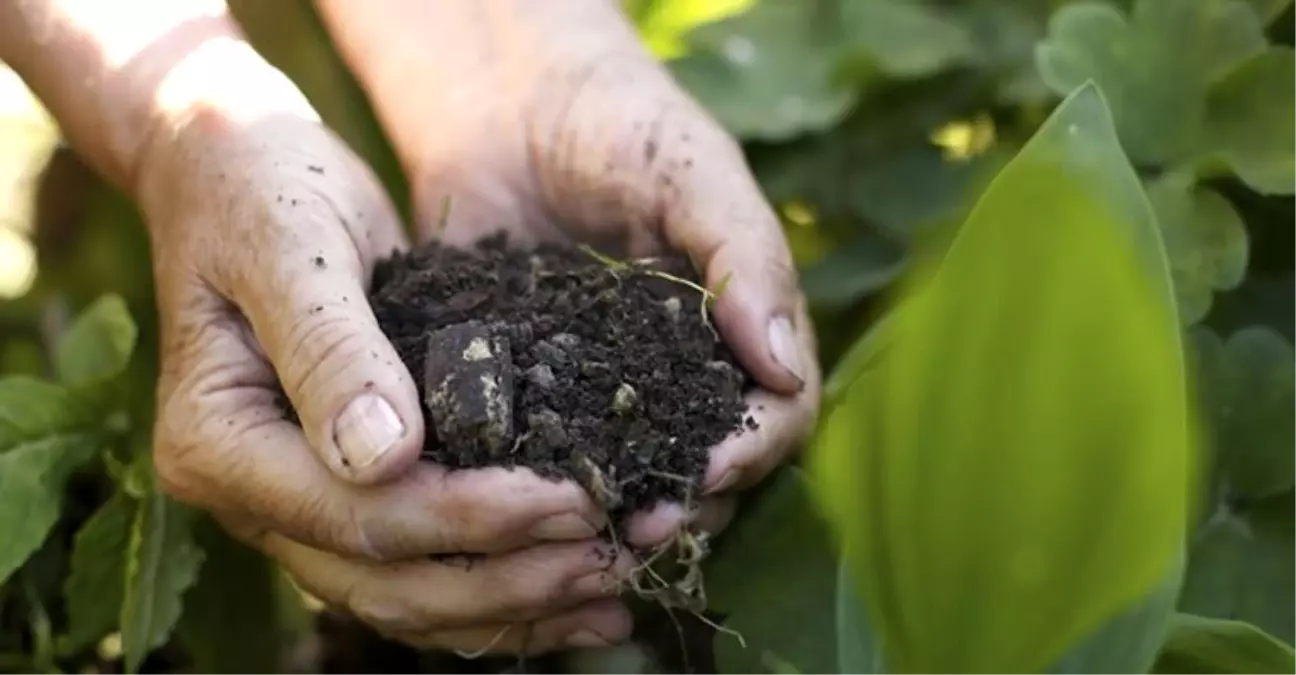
<box><xmin>422</xmin><ymin>321</ymin><xmax>515</xmax><ymax>458</ymax></box>
<box><xmin>298</xmin><ymin>233</ymin><xmax>755</xmax><ymax>528</ymax></box>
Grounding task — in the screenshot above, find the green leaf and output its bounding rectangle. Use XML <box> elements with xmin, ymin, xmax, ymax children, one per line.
<box><xmin>810</xmin><ymin>83</ymin><xmax>1197</xmax><ymax>673</ymax></box>
<box><xmin>177</xmin><ymin>517</ymin><xmax>289</xmax><ymax>674</ymax></box>
<box><xmin>1242</xmin><ymin>0</ymin><xmax>1294</xmax><ymax>22</ymax></box>
<box><xmin>0</xmin><ymin>433</ymin><xmax>99</xmax><ymax>585</ymax></box>
<box><xmin>1203</xmin><ymin>328</ymin><xmax>1295</xmax><ymax>500</ymax></box>
<box><xmin>835</xmin><ymin>562</ymin><xmax>884</xmax><ymax>674</ymax></box>
<box><xmin>54</xmin><ymin>294</ymin><xmax>138</xmax><ymax>387</ymax></box>
<box><xmin>840</xmin><ymin>307</ymin><xmax>1213</xmax><ymax>675</ymax></box>
<box><xmin>626</xmin><ymin>0</ymin><xmax>754</xmax><ymax>59</ymax></box>
<box><xmin>1146</xmin><ymin>173</ymin><xmax>1249</xmax><ymax>325</ymax></box>
<box><xmin>1154</xmin><ymin>614</ymin><xmax>1296</xmax><ymax>674</ymax></box>
<box><xmin>704</xmin><ymin>468</ymin><xmax>837</xmax><ymax>674</ymax></box>
<box><xmin>669</xmin><ymin>0</ymin><xmax>857</xmax><ymax>140</ymax></box>
<box><xmin>1202</xmin><ymin>47</ymin><xmax>1296</xmax><ymax>195</ymax></box>
<box><xmin>61</xmin><ymin>492</ymin><xmax>134</xmax><ymax>655</ymax></box>
<box><xmin>841</xmin><ymin>2</ymin><xmax>977</xmax><ymax>79</ymax></box>
<box><xmin>799</xmin><ymin>230</ymin><xmax>907</xmax><ymax>311</ymax></box>
<box><xmin>1050</xmin><ymin>555</ymin><xmax>1185</xmax><ymax>673</ymax></box>
<box><xmin>0</xmin><ymin>376</ymin><xmax>93</xmax><ymax>449</ymax></box>
<box><xmin>120</xmin><ymin>475</ymin><xmax>206</xmax><ymax>674</ymax></box>
<box><xmin>1179</xmin><ymin>496</ymin><xmax>1294</xmax><ymax>643</ymax></box>
<box><xmin>1036</xmin><ymin>0</ymin><xmax>1267</xmax><ymax>165</ymax></box>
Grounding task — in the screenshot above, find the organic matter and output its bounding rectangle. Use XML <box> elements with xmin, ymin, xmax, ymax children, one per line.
<box><xmin>366</xmin><ymin>233</ymin><xmax>754</xmax><ymax>526</ymax></box>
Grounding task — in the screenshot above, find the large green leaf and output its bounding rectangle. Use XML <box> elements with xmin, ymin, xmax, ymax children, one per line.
<box><xmin>1194</xmin><ymin>327</ymin><xmax>1295</xmax><ymax>501</ymax></box>
<box><xmin>0</xmin><ymin>376</ymin><xmax>94</xmax><ymax>449</ymax></box>
<box><xmin>177</xmin><ymin>517</ymin><xmax>292</xmax><ymax>674</ymax></box>
<box><xmin>1050</xmin><ymin>556</ymin><xmax>1185</xmax><ymax>673</ymax></box>
<box><xmin>835</xmin><ymin>561</ymin><xmax>884</xmax><ymax>674</ymax></box>
<box><xmin>1154</xmin><ymin>614</ymin><xmax>1296</xmax><ymax>674</ymax></box>
<box><xmin>1145</xmin><ymin>174</ymin><xmax>1249</xmax><ymax>325</ymax></box>
<box><xmin>669</xmin><ymin>0</ymin><xmax>857</xmax><ymax>140</ymax></box>
<box><xmin>810</xmin><ymin>83</ymin><xmax>1196</xmax><ymax>673</ymax></box>
<box><xmin>703</xmin><ymin>468</ymin><xmax>837</xmax><ymax>674</ymax></box>
<box><xmin>835</xmin><ymin>546</ymin><xmax>1186</xmax><ymax>674</ymax></box>
<box><xmin>1179</xmin><ymin>495</ymin><xmax>1294</xmax><ymax>643</ymax></box>
<box><xmin>53</xmin><ymin>294</ymin><xmax>137</xmax><ymax>387</ymax></box>
<box><xmin>1202</xmin><ymin>47</ymin><xmax>1296</xmax><ymax>195</ymax></box>
<box><xmin>60</xmin><ymin>491</ymin><xmax>134</xmax><ymax>655</ymax></box>
<box><xmin>0</xmin><ymin>433</ymin><xmax>99</xmax><ymax>585</ymax></box>
<box><xmin>840</xmin><ymin>2</ymin><xmax>977</xmax><ymax>79</ymax></box>
<box><xmin>120</xmin><ymin>473</ymin><xmax>206</xmax><ymax>674</ymax></box>
<box><xmin>1036</xmin><ymin>0</ymin><xmax>1267</xmax><ymax>165</ymax></box>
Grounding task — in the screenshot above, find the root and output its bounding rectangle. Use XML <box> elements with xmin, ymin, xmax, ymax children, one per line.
<box><xmin>434</xmin><ymin>195</ymin><xmax>453</xmax><ymax>235</ymax></box>
<box><xmin>577</xmin><ymin>244</ymin><xmax>732</xmax><ymax>340</ymax></box>
<box><xmin>454</xmin><ymin>624</ymin><xmax>513</xmax><ymax>660</ymax></box>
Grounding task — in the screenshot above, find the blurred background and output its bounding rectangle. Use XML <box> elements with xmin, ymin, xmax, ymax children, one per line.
<box><xmin>0</xmin><ymin>0</ymin><xmax>1292</xmax><ymax>673</ymax></box>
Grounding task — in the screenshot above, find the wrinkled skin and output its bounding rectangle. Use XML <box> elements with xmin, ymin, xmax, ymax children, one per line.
<box><xmin>131</xmin><ymin>0</ymin><xmax>821</xmax><ymax>656</ymax></box>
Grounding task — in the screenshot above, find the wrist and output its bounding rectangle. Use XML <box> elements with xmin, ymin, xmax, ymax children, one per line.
<box><xmin>134</xmin><ymin>37</ymin><xmax>322</xmax><ymax>223</ymax></box>
<box><xmin>315</xmin><ymin>0</ymin><xmax>648</xmax><ymax>176</ymax></box>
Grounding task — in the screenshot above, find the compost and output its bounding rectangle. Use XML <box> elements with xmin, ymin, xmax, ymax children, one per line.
<box><xmin>360</xmin><ymin>234</ymin><xmax>754</xmax><ymax>521</ymax></box>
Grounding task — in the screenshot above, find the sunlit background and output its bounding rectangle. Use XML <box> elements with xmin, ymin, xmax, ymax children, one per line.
<box><xmin>0</xmin><ymin>65</ymin><xmax>54</xmax><ymax>300</ymax></box>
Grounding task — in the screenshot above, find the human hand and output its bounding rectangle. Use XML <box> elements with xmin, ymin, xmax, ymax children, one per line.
<box><xmin>137</xmin><ymin>44</ymin><xmax>636</xmax><ymax>654</ymax></box>
<box><xmin>318</xmin><ymin>0</ymin><xmax>822</xmax><ymax>548</ymax></box>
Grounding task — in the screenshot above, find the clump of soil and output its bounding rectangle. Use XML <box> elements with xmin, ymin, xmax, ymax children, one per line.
<box><xmin>365</xmin><ymin>234</ymin><xmax>754</xmax><ymax>527</ymax></box>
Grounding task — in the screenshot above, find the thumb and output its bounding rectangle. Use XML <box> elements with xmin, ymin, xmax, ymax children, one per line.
<box><xmin>222</xmin><ymin>163</ymin><xmax>424</xmax><ymax>486</ymax></box>
<box><xmin>547</xmin><ymin>80</ymin><xmax>814</xmax><ymax>395</ymax></box>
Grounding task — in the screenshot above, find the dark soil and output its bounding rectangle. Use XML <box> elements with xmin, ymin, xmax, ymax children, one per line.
<box><xmin>364</xmin><ymin>234</ymin><xmax>754</xmax><ymax>527</ymax></box>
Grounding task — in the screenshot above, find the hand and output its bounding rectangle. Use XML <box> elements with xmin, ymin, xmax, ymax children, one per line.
<box><xmin>318</xmin><ymin>0</ymin><xmax>822</xmax><ymax>548</ymax></box>
<box><xmin>137</xmin><ymin>63</ymin><xmax>635</xmax><ymax>653</ymax></box>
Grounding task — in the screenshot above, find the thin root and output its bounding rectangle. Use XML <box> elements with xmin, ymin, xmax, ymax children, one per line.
<box><xmin>577</xmin><ymin>244</ymin><xmax>731</xmax><ymax>340</ymax></box>
<box><xmin>454</xmin><ymin>624</ymin><xmax>513</xmax><ymax>659</ymax></box>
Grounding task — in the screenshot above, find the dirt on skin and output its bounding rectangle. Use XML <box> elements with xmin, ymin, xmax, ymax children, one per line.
<box><xmin>363</xmin><ymin>233</ymin><xmax>755</xmax><ymax>526</ymax></box>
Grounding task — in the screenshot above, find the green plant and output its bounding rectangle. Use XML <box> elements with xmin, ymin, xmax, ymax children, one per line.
<box><xmin>0</xmin><ymin>0</ymin><xmax>1291</xmax><ymax>672</ymax></box>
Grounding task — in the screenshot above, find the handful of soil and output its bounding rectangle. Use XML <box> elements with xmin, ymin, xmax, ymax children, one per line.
<box><xmin>366</xmin><ymin>234</ymin><xmax>754</xmax><ymax>532</ymax></box>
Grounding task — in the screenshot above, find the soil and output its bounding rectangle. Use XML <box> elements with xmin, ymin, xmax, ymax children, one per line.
<box><xmin>360</xmin><ymin>233</ymin><xmax>755</xmax><ymax>527</ymax></box>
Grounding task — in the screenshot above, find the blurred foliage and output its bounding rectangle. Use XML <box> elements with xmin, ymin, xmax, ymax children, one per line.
<box><xmin>0</xmin><ymin>0</ymin><xmax>1291</xmax><ymax>673</ymax></box>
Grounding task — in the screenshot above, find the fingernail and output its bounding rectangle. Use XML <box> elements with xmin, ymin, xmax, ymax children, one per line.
<box><xmin>566</xmin><ymin>630</ymin><xmax>611</xmax><ymax>648</ymax></box>
<box><xmin>768</xmin><ymin>314</ymin><xmax>805</xmax><ymax>388</ymax></box>
<box><xmin>706</xmin><ymin>469</ymin><xmax>739</xmax><ymax>495</ymax></box>
<box><xmin>333</xmin><ymin>393</ymin><xmax>405</xmax><ymax>471</ymax></box>
<box><xmin>530</xmin><ymin>512</ymin><xmax>600</xmax><ymax>540</ymax></box>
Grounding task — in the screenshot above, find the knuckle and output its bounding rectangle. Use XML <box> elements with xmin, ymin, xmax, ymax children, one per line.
<box><xmin>279</xmin><ymin>310</ymin><xmax>374</xmax><ymax>400</ymax></box>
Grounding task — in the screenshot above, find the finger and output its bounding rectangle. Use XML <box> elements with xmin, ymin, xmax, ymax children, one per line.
<box><xmin>651</xmin><ymin>109</ymin><xmax>815</xmax><ymax>397</ymax></box>
<box><xmin>532</xmin><ymin>64</ymin><xmax>817</xmax><ymax>396</ymax></box>
<box><xmin>701</xmin><ymin>388</ymin><xmax>820</xmax><ymax>496</ymax></box>
<box><xmin>263</xmin><ymin>532</ymin><xmax>635</xmax><ymax>634</ymax></box>
<box><xmin>153</xmin><ymin>305</ymin><xmax>607</xmax><ymax>559</ymax></box>
<box><xmin>389</xmin><ymin>599</ymin><xmax>634</xmax><ymax>655</ymax></box>
<box><xmin>196</xmin><ymin>119</ymin><xmax>422</xmax><ymax>486</ymax></box>
<box><xmin>622</xmin><ymin>496</ymin><xmax>736</xmax><ymax>549</ymax></box>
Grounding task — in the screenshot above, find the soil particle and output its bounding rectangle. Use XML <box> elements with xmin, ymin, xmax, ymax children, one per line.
<box><xmin>363</xmin><ymin>234</ymin><xmax>753</xmax><ymax>524</ymax></box>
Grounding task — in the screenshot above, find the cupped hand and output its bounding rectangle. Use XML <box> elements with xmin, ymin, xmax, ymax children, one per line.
<box><xmin>136</xmin><ymin>82</ymin><xmax>634</xmax><ymax>653</ymax></box>
<box><xmin>329</xmin><ymin>1</ymin><xmax>823</xmax><ymax>548</ymax></box>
